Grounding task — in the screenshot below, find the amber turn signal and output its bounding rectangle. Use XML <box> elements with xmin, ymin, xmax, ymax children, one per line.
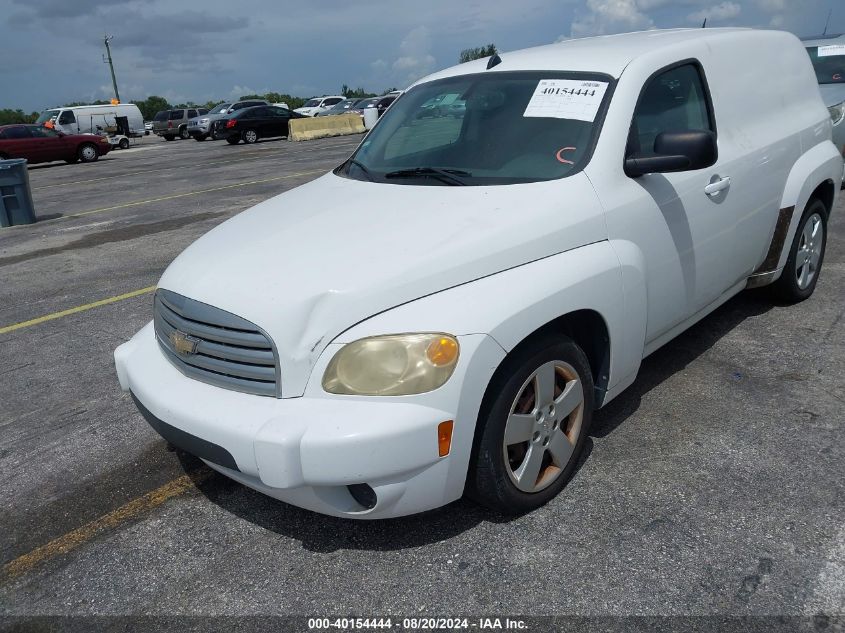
<box><xmin>426</xmin><ymin>336</ymin><xmax>459</xmax><ymax>367</ymax></box>
<box><xmin>437</xmin><ymin>420</ymin><xmax>454</xmax><ymax>457</ymax></box>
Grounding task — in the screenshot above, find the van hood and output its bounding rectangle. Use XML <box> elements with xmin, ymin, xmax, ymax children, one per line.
<box><xmin>158</xmin><ymin>172</ymin><xmax>606</xmax><ymax>397</ymax></box>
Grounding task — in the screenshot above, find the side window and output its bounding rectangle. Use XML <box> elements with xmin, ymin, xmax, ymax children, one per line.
<box><xmin>58</xmin><ymin>111</ymin><xmax>76</xmax><ymax>124</ymax></box>
<box><xmin>188</xmin><ymin>109</ymin><xmax>198</xmax><ymax>118</ymax></box>
<box><xmin>324</xmin><ymin>98</ymin><xmax>343</xmax><ymax>107</ymax></box>
<box><xmin>169</xmin><ymin>110</ymin><xmax>184</xmax><ymax>120</ymax></box>
<box><xmin>231</xmin><ymin>103</ymin><xmax>246</xmax><ymax>111</ymax></box>
<box><xmin>628</xmin><ymin>63</ymin><xmax>713</xmax><ymax>157</ymax></box>
<box><xmin>3</xmin><ymin>127</ymin><xmax>31</xmax><ymax>139</ymax></box>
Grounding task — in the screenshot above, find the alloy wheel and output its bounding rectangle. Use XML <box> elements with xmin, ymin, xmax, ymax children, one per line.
<box><xmin>795</xmin><ymin>212</ymin><xmax>824</xmax><ymax>290</ymax></box>
<box><xmin>502</xmin><ymin>360</ymin><xmax>584</xmax><ymax>493</ymax></box>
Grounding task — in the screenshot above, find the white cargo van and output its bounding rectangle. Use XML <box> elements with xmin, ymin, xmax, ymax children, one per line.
<box><xmin>116</xmin><ymin>28</ymin><xmax>841</xmax><ymax>519</ymax></box>
<box><xmin>35</xmin><ymin>104</ymin><xmax>145</xmax><ymax>138</ymax></box>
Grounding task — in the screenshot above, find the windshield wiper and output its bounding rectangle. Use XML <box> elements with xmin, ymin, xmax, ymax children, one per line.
<box><xmin>384</xmin><ymin>167</ymin><xmax>470</xmax><ymax>186</ymax></box>
<box><xmin>347</xmin><ymin>159</ymin><xmax>374</xmax><ymax>181</ymax></box>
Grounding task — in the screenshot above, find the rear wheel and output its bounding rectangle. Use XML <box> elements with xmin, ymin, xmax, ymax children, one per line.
<box><xmin>242</xmin><ymin>129</ymin><xmax>258</xmax><ymax>144</ymax></box>
<box><xmin>179</xmin><ymin>126</ymin><xmax>190</xmax><ymax>140</ymax></box>
<box><xmin>226</xmin><ymin>137</ymin><xmax>240</xmax><ymax>145</ymax></box>
<box><xmin>772</xmin><ymin>198</ymin><xmax>827</xmax><ymax>303</ymax></box>
<box><xmin>468</xmin><ymin>336</ymin><xmax>593</xmax><ymax>515</ymax></box>
<box><xmin>118</xmin><ymin>138</ymin><xmax>130</xmax><ymax>150</ymax></box>
<box><xmin>77</xmin><ymin>143</ymin><xmax>99</xmax><ymax>163</ymax></box>
<box><xmin>193</xmin><ymin>134</ymin><xmax>207</xmax><ymax>142</ymax></box>
<box><xmin>164</xmin><ymin>135</ymin><xmax>175</xmax><ymax>141</ymax></box>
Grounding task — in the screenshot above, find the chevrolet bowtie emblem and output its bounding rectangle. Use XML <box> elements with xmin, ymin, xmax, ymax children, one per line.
<box><xmin>170</xmin><ymin>330</ymin><xmax>199</xmax><ymax>355</ymax></box>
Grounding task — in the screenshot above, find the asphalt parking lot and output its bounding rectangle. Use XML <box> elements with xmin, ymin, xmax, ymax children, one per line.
<box><xmin>0</xmin><ymin>134</ymin><xmax>843</xmax><ymax>629</ymax></box>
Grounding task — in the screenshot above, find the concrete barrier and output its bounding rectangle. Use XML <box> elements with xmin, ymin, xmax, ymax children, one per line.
<box><xmin>289</xmin><ymin>114</ymin><xmax>366</xmax><ymax>142</ymax></box>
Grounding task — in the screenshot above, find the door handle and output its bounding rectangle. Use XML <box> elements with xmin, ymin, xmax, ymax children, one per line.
<box><xmin>704</xmin><ymin>176</ymin><xmax>731</xmax><ymax>196</ymax></box>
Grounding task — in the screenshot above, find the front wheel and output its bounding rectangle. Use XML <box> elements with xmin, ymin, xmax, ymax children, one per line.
<box><xmin>226</xmin><ymin>137</ymin><xmax>240</xmax><ymax>145</ymax></box>
<box><xmin>771</xmin><ymin>198</ymin><xmax>827</xmax><ymax>303</ymax></box>
<box><xmin>193</xmin><ymin>134</ymin><xmax>207</xmax><ymax>142</ymax></box>
<box><xmin>118</xmin><ymin>138</ymin><xmax>130</xmax><ymax>150</ymax></box>
<box><xmin>468</xmin><ymin>336</ymin><xmax>593</xmax><ymax>515</ymax></box>
<box><xmin>77</xmin><ymin>143</ymin><xmax>99</xmax><ymax>163</ymax></box>
<box><xmin>241</xmin><ymin>129</ymin><xmax>258</xmax><ymax>144</ymax></box>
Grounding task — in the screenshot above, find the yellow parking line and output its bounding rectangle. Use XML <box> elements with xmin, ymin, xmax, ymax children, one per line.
<box><xmin>0</xmin><ymin>286</ymin><xmax>156</xmax><ymax>335</ymax></box>
<box><xmin>2</xmin><ymin>471</ymin><xmax>212</xmax><ymax>580</ymax></box>
<box><xmin>44</xmin><ymin>169</ymin><xmax>324</xmax><ymax>223</ymax></box>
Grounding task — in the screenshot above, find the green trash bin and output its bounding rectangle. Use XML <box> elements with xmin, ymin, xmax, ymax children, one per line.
<box><xmin>0</xmin><ymin>158</ymin><xmax>36</xmax><ymax>227</ymax></box>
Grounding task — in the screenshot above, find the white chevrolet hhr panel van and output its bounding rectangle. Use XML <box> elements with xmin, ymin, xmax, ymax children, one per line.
<box><xmin>115</xmin><ymin>29</ymin><xmax>842</xmax><ymax>519</ymax></box>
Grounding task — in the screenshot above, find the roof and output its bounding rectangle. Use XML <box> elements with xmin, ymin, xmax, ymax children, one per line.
<box><xmin>416</xmin><ymin>27</ymin><xmax>759</xmax><ymax>84</ymax></box>
<box><xmin>802</xmin><ymin>33</ymin><xmax>845</xmax><ymax>47</ymax></box>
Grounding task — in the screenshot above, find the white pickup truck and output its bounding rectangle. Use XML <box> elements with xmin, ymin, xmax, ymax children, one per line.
<box><xmin>116</xmin><ymin>28</ymin><xmax>842</xmax><ymax>519</ymax></box>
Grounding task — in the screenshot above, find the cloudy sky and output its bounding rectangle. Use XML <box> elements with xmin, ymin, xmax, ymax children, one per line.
<box><xmin>1</xmin><ymin>0</ymin><xmax>842</xmax><ymax>112</ymax></box>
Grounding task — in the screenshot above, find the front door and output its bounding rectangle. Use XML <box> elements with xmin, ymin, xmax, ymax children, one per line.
<box><xmin>600</xmin><ymin>62</ymin><xmax>751</xmax><ymax>344</ymax></box>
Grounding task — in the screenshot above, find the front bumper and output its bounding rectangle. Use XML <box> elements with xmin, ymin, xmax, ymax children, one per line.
<box><xmin>115</xmin><ymin>323</ymin><xmax>503</xmax><ymax>518</ymax></box>
<box><xmin>187</xmin><ymin>123</ymin><xmax>211</xmax><ymax>134</ymax></box>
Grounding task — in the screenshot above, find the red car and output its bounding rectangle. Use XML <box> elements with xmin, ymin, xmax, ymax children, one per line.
<box><xmin>0</xmin><ymin>124</ymin><xmax>112</xmax><ymax>165</ymax></box>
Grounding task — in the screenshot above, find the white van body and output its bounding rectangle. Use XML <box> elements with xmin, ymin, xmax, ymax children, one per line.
<box><xmin>115</xmin><ymin>29</ymin><xmax>842</xmax><ymax>519</ymax></box>
<box><xmin>38</xmin><ymin>104</ymin><xmax>145</xmax><ymax>138</ymax></box>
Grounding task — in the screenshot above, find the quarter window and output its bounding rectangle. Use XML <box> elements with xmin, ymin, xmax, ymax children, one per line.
<box><xmin>628</xmin><ymin>63</ymin><xmax>713</xmax><ymax>158</ymax></box>
<box><xmin>58</xmin><ymin>111</ymin><xmax>76</xmax><ymax>124</ymax></box>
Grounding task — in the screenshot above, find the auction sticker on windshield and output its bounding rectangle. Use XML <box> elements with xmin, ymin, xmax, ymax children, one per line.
<box><xmin>523</xmin><ymin>79</ymin><xmax>609</xmax><ymax>122</ymax></box>
<box><xmin>818</xmin><ymin>44</ymin><xmax>845</xmax><ymax>57</ymax></box>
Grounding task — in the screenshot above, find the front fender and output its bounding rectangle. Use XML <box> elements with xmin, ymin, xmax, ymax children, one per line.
<box><xmin>335</xmin><ymin>241</ymin><xmax>643</xmax><ymax>403</ymax></box>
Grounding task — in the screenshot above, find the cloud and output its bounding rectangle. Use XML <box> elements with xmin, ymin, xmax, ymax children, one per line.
<box><xmin>368</xmin><ymin>26</ymin><xmax>437</xmax><ymax>88</ymax></box>
<box><xmin>687</xmin><ymin>1</ymin><xmax>741</xmax><ymax>24</ymax></box>
<box><xmin>754</xmin><ymin>0</ymin><xmax>786</xmax><ymax>12</ymax></box>
<box><xmin>570</xmin><ymin>0</ymin><xmax>654</xmax><ymax>38</ymax></box>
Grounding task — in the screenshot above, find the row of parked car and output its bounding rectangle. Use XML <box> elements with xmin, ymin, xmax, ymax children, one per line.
<box><xmin>147</xmin><ymin>93</ymin><xmax>402</xmax><ymax>145</ymax></box>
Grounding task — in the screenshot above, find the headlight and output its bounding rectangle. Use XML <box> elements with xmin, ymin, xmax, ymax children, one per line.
<box><xmin>199</xmin><ymin>118</ymin><xmax>209</xmax><ymax>124</ymax></box>
<box><xmin>322</xmin><ymin>333</ymin><xmax>459</xmax><ymax>396</ymax></box>
<box><xmin>830</xmin><ymin>102</ymin><xmax>845</xmax><ymax>126</ymax></box>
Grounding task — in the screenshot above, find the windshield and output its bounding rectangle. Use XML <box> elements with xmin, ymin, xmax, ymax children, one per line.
<box><xmin>35</xmin><ymin>109</ymin><xmax>60</xmax><ymax>124</ymax></box>
<box><xmin>339</xmin><ymin>71</ymin><xmax>613</xmax><ymax>186</ymax></box>
<box><xmin>303</xmin><ymin>99</ymin><xmax>321</xmax><ymax>108</ymax></box>
<box><xmin>354</xmin><ymin>98</ymin><xmax>379</xmax><ymax>109</ymax></box>
<box><xmin>329</xmin><ymin>100</ymin><xmax>354</xmax><ymax>111</ymax></box>
<box><xmin>806</xmin><ymin>46</ymin><xmax>845</xmax><ymax>84</ymax></box>
<box><xmin>209</xmin><ymin>103</ymin><xmax>231</xmax><ymax>114</ymax></box>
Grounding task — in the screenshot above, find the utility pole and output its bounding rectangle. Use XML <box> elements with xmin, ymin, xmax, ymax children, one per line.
<box><xmin>103</xmin><ymin>35</ymin><xmax>120</xmax><ymax>103</ymax></box>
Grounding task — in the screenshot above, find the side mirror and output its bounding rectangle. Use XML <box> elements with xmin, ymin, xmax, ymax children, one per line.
<box><xmin>625</xmin><ymin>130</ymin><xmax>717</xmax><ymax>178</ymax></box>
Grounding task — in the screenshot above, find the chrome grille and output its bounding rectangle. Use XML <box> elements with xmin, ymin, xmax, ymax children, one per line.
<box><xmin>154</xmin><ymin>289</ymin><xmax>279</xmax><ymax>397</ymax></box>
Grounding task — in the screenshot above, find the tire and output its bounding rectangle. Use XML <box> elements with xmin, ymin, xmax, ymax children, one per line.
<box><xmin>226</xmin><ymin>137</ymin><xmax>240</xmax><ymax>145</ymax></box>
<box><xmin>468</xmin><ymin>335</ymin><xmax>594</xmax><ymax>515</ymax></box>
<box><xmin>241</xmin><ymin>129</ymin><xmax>259</xmax><ymax>144</ymax></box>
<box><xmin>193</xmin><ymin>134</ymin><xmax>207</xmax><ymax>142</ymax></box>
<box><xmin>179</xmin><ymin>126</ymin><xmax>190</xmax><ymax>140</ymax></box>
<box><xmin>771</xmin><ymin>198</ymin><xmax>828</xmax><ymax>303</ymax></box>
<box><xmin>0</xmin><ymin>153</ymin><xmax>8</xmax><ymax>160</ymax></box>
<box><xmin>64</xmin><ymin>158</ymin><xmax>79</xmax><ymax>164</ymax></box>
<box><xmin>164</xmin><ymin>135</ymin><xmax>175</xmax><ymax>141</ymax></box>
<box><xmin>77</xmin><ymin>143</ymin><xmax>99</xmax><ymax>163</ymax></box>
<box><xmin>118</xmin><ymin>138</ymin><xmax>130</xmax><ymax>150</ymax></box>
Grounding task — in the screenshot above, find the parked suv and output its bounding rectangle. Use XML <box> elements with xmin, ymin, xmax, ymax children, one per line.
<box><xmin>190</xmin><ymin>100</ymin><xmax>268</xmax><ymax>141</ymax></box>
<box><xmin>803</xmin><ymin>33</ymin><xmax>845</xmax><ymax>183</ymax></box>
<box><xmin>153</xmin><ymin>108</ymin><xmax>209</xmax><ymax>141</ymax></box>
<box><xmin>116</xmin><ymin>29</ymin><xmax>842</xmax><ymax>519</ymax></box>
